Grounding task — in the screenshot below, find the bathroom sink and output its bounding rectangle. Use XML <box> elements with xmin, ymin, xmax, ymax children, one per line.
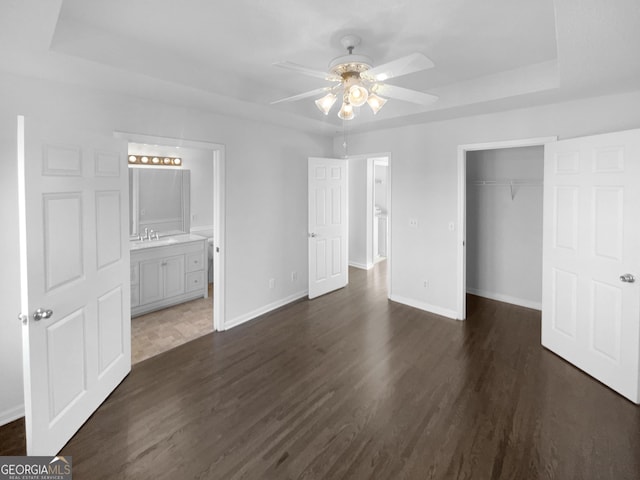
<box><xmin>129</xmin><ymin>234</ymin><xmax>201</xmax><ymax>251</ymax></box>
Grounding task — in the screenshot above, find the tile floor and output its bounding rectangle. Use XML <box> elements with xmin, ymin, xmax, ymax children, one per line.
<box><xmin>131</xmin><ymin>284</ymin><xmax>213</xmax><ymax>364</ymax></box>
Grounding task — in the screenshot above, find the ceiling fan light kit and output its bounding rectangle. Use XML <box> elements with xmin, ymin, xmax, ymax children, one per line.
<box><xmin>273</xmin><ymin>34</ymin><xmax>438</xmax><ymax>121</ymax></box>
<box><xmin>315</xmin><ymin>92</ymin><xmax>338</xmax><ymax>115</ymax></box>
<box><xmin>337</xmin><ymin>99</ymin><xmax>355</xmax><ymax>120</ymax></box>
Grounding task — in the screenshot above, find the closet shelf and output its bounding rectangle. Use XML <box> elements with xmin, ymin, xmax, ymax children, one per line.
<box><xmin>470</xmin><ymin>179</ymin><xmax>543</xmax><ymax>200</ymax></box>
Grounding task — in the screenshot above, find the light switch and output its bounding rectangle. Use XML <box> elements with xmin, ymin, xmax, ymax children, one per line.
<box><xmin>409</xmin><ymin>218</ymin><xmax>418</xmax><ymax>228</ymax></box>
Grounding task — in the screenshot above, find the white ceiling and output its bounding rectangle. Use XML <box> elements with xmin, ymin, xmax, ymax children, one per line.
<box><xmin>1</xmin><ymin>0</ymin><xmax>639</xmax><ymax>135</ymax></box>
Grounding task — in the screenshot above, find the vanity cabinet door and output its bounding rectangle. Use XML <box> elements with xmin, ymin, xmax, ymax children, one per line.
<box><xmin>163</xmin><ymin>255</ymin><xmax>185</xmax><ymax>298</ymax></box>
<box><xmin>139</xmin><ymin>259</ymin><xmax>163</xmax><ymax>305</ymax></box>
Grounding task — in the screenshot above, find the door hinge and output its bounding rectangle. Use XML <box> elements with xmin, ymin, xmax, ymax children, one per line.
<box><xmin>18</xmin><ymin>313</ymin><xmax>28</xmax><ymax>325</ymax></box>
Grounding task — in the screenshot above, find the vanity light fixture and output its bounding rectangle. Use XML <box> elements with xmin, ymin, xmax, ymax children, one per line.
<box><xmin>127</xmin><ymin>155</ymin><xmax>183</xmax><ymax>167</ymax></box>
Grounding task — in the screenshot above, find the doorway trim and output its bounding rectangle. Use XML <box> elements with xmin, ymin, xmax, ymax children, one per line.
<box><xmin>114</xmin><ymin>131</ymin><xmax>226</xmax><ymax>331</ymax></box>
<box><xmin>371</xmin><ymin>157</ymin><xmax>389</xmax><ymax>266</ymax></box>
<box><xmin>456</xmin><ymin>136</ymin><xmax>556</xmax><ymax>320</ymax></box>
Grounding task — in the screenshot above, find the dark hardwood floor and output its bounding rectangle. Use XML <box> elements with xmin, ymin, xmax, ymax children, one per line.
<box><xmin>1</xmin><ymin>263</ymin><xmax>639</xmax><ymax>479</ymax></box>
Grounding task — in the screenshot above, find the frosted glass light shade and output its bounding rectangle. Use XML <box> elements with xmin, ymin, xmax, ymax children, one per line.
<box><xmin>348</xmin><ymin>85</ymin><xmax>368</xmax><ymax>107</ymax></box>
<box><xmin>366</xmin><ymin>93</ymin><xmax>387</xmax><ymax>114</ymax></box>
<box><xmin>314</xmin><ymin>93</ymin><xmax>337</xmax><ymax>115</ymax></box>
<box><xmin>337</xmin><ymin>102</ymin><xmax>354</xmax><ymax>120</ymax></box>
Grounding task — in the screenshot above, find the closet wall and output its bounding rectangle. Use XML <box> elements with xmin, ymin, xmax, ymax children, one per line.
<box><xmin>466</xmin><ymin>146</ymin><xmax>543</xmax><ymax>309</ymax></box>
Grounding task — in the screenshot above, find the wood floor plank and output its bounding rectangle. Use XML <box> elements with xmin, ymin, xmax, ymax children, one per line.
<box><xmin>1</xmin><ymin>263</ymin><xmax>639</xmax><ymax>479</ymax></box>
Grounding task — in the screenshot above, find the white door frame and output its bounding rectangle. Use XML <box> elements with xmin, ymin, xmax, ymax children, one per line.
<box><xmin>114</xmin><ymin>131</ymin><xmax>226</xmax><ymax>331</ymax></box>
<box><xmin>456</xmin><ymin>136</ymin><xmax>556</xmax><ymax>320</ymax></box>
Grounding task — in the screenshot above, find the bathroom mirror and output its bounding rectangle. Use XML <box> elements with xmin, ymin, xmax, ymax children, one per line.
<box><xmin>129</xmin><ymin>168</ymin><xmax>190</xmax><ymax>237</ymax></box>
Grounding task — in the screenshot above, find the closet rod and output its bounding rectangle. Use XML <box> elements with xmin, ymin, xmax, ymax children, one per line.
<box><xmin>470</xmin><ymin>179</ymin><xmax>543</xmax><ymax>200</ymax></box>
<box><xmin>471</xmin><ymin>179</ymin><xmax>543</xmax><ymax>186</ymax></box>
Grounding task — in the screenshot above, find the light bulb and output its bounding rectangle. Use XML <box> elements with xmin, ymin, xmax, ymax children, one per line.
<box><xmin>173</xmin><ymin>158</ymin><xmax>182</xmax><ymax>166</ymax></box>
<box><xmin>337</xmin><ymin>102</ymin><xmax>354</xmax><ymax>120</ymax></box>
<box><xmin>314</xmin><ymin>93</ymin><xmax>337</xmax><ymax>115</ymax></box>
<box><xmin>366</xmin><ymin>93</ymin><xmax>387</xmax><ymax>114</ymax></box>
<box><xmin>141</xmin><ymin>156</ymin><xmax>149</xmax><ymax>164</ymax></box>
<box><xmin>163</xmin><ymin>158</ymin><xmax>171</xmax><ymax>164</ymax></box>
<box><xmin>128</xmin><ymin>155</ymin><xmax>137</xmax><ymax>163</ymax></box>
<box><xmin>348</xmin><ymin>85</ymin><xmax>368</xmax><ymax>107</ymax></box>
<box><xmin>152</xmin><ymin>157</ymin><xmax>160</xmax><ymax>164</ymax></box>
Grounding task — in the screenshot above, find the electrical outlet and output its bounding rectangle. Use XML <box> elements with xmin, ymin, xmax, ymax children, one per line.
<box><xmin>269</xmin><ymin>278</ymin><xmax>275</xmax><ymax>289</ymax></box>
<box><xmin>291</xmin><ymin>271</ymin><xmax>297</xmax><ymax>282</ymax></box>
<box><xmin>409</xmin><ymin>218</ymin><xmax>418</xmax><ymax>228</ymax></box>
<box><xmin>191</xmin><ymin>213</ymin><xmax>197</xmax><ymax>221</ymax></box>
<box><xmin>423</xmin><ymin>280</ymin><xmax>429</xmax><ymax>288</ymax></box>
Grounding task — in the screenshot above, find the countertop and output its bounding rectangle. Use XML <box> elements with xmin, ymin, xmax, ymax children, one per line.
<box><xmin>129</xmin><ymin>233</ymin><xmax>207</xmax><ymax>251</ymax></box>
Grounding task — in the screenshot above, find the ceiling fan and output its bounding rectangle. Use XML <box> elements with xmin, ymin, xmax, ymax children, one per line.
<box><xmin>271</xmin><ymin>34</ymin><xmax>438</xmax><ymax>120</ymax></box>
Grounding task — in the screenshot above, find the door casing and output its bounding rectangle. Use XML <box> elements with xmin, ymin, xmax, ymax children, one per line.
<box><xmin>114</xmin><ymin>131</ymin><xmax>226</xmax><ymax>331</ymax></box>
<box><xmin>456</xmin><ymin>136</ymin><xmax>557</xmax><ymax>320</ymax></box>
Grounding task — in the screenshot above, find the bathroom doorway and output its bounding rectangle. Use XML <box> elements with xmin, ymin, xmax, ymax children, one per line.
<box><xmin>116</xmin><ymin>132</ymin><xmax>225</xmax><ymax>364</ymax></box>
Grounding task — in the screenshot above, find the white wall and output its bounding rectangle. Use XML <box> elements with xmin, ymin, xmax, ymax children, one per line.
<box><xmin>374</xmin><ymin>164</ymin><xmax>388</xmax><ymax>213</ymax></box>
<box><xmin>188</xmin><ymin>149</ymin><xmax>214</xmax><ymax>230</ymax></box>
<box><xmin>0</xmin><ymin>113</ymin><xmax>23</xmax><ymax>425</ymax></box>
<box><xmin>466</xmin><ymin>146</ymin><xmax>543</xmax><ymax>309</ymax></box>
<box><xmin>334</xmin><ymin>89</ymin><xmax>640</xmax><ymax>318</ymax></box>
<box><xmin>0</xmin><ymin>71</ymin><xmax>332</xmax><ymax>423</ymax></box>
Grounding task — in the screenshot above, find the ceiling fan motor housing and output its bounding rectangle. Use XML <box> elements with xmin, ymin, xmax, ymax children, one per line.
<box><xmin>329</xmin><ymin>34</ymin><xmax>372</xmax><ymax>78</ymax></box>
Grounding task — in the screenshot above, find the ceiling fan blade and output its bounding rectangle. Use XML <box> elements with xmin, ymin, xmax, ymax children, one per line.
<box><xmin>373</xmin><ymin>84</ymin><xmax>438</xmax><ymax>106</ymax></box>
<box><xmin>271</xmin><ymin>87</ymin><xmax>333</xmax><ymax>105</ymax></box>
<box><xmin>273</xmin><ymin>61</ymin><xmax>341</xmax><ymax>82</ymax></box>
<box><xmin>362</xmin><ymin>53</ymin><xmax>434</xmax><ymax>82</ymax></box>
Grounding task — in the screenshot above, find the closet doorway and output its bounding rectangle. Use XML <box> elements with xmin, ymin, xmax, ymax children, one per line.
<box><xmin>456</xmin><ymin>137</ymin><xmax>555</xmax><ymax>319</ymax></box>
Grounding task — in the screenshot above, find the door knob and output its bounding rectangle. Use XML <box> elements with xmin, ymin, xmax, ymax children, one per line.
<box><xmin>33</xmin><ymin>308</ymin><xmax>53</xmax><ymax>321</ymax></box>
<box><xmin>620</xmin><ymin>273</ymin><xmax>636</xmax><ymax>283</ymax></box>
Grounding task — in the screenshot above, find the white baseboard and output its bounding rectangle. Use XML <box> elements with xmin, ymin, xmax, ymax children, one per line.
<box><xmin>224</xmin><ymin>290</ymin><xmax>308</xmax><ymax>330</ymax></box>
<box><xmin>0</xmin><ymin>404</ymin><xmax>24</xmax><ymax>427</ymax></box>
<box><xmin>389</xmin><ymin>294</ymin><xmax>458</xmax><ymax>320</ymax></box>
<box><xmin>349</xmin><ymin>261</ymin><xmax>373</xmax><ymax>270</ymax></box>
<box><xmin>466</xmin><ymin>287</ymin><xmax>542</xmax><ymax>311</ymax></box>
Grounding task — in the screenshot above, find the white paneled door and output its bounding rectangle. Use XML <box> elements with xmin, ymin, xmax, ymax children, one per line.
<box><xmin>542</xmin><ymin>129</ymin><xmax>640</xmax><ymax>403</ymax></box>
<box><xmin>308</xmin><ymin>157</ymin><xmax>348</xmax><ymax>299</ymax></box>
<box><xmin>17</xmin><ymin>116</ymin><xmax>131</xmax><ymax>454</ymax></box>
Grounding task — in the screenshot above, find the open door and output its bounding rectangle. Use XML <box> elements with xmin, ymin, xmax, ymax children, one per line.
<box><xmin>17</xmin><ymin>116</ymin><xmax>131</xmax><ymax>454</ymax></box>
<box><xmin>308</xmin><ymin>157</ymin><xmax>348</xmax><ymax>299</ymax></box>
<box><xmin>542</xmin><ymin>129</ymin><xmax>640</xmax><ymax>403</ymax></box>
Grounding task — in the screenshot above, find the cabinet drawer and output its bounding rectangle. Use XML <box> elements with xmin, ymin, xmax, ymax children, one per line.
<box><xmin>186</xmin><ymin>252</ymin><xmax>205</xmax><ymax>273</ymax></box>
<box><xmin>130</xmin><ymin>263</ymin><xmax>139</xmax><ymax>285</ymax></box>
<box><xmin>185</xmin><ymin>271</ymin><xmax>205</xmax><ymax>293</ymax></box>
<box><xmin>131</xmin><ymin>284</ymin><xmax>140</xmax><ymax>307</ymax></box>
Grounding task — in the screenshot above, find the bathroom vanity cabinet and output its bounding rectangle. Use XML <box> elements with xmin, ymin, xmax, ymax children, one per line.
<box><xmin>130</xmin><ymin>234</ymin><xmax>208</xmax><ymax>317</ymax></box>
